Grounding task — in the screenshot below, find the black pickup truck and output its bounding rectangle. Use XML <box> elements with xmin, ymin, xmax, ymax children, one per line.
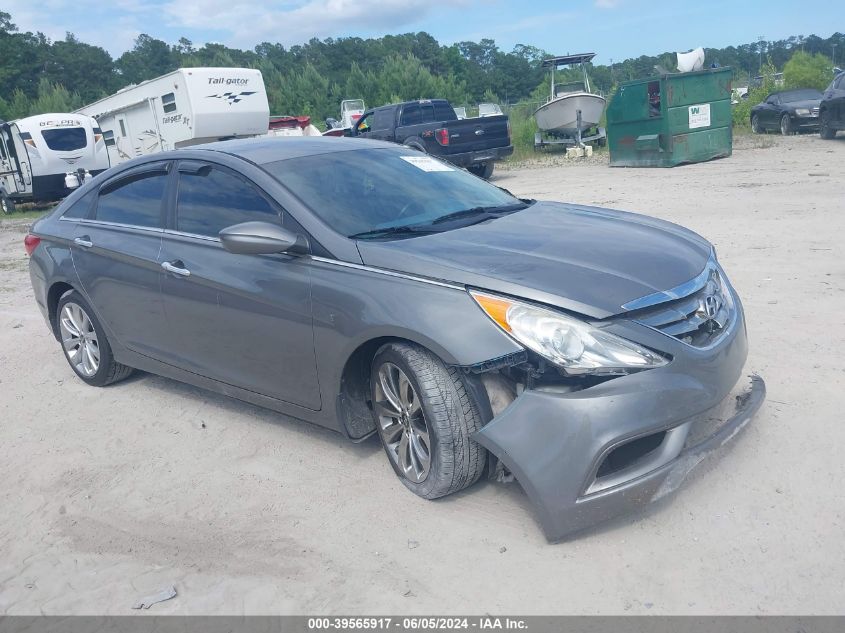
<box><xmin>349</xmin><ymin>99</ymin><xmax>513</xmax><ymax>178</ymax></box>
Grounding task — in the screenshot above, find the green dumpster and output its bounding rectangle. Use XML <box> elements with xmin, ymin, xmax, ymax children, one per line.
<box><xmin>606</xmin><ymin>67</ymin><xmax>733</xmax><ymax>167</ymax></box>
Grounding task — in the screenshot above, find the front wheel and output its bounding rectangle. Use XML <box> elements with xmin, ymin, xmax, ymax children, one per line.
<box><xmin>0</xmin><ymin>192</ymin><xmax>14</xmax><ymax>215</ymax></box>
<box><xmin>370</xmin><ymin>342</ymin><xmax>486</xmax><ymax>499</ymax></box>
<box><xmin>751</xmin><ymin>114</ymin><xmax>763</xmax><ymax>134</ymax></box>
<box><xmin>57</xmin><ymin>290</ymin><xmax>134</xmax><ymax>387</ymax></box>
<box><xmin>819</xmin><ymin>111</ymin><xmax>836</xmax><ymax>139</ymax></box>
<box><xmin>780</xmin><ymin>114</ymin><xmax>793</xmax><ymax>136</ymax></box>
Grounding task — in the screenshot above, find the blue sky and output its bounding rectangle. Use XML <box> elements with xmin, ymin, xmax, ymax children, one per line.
<box><xmin>6</xmin><ymin>0</ymin><xmax>844</xmax><ymax>64</ymax></box>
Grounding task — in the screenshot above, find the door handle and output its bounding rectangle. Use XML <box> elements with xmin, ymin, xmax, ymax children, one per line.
<box><xmin>73</xmin><ymin>236</ymin><xmax>93</xmax><ymax>248</ymax></box>
<box><xmin>161</xmin><ymin>260</ymin><xmax>191</xmax><ymax>277</ymax></box>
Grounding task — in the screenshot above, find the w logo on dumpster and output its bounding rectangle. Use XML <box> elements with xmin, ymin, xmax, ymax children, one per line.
<box><xmin>688</xmin><ymin>103</ymin><xmax>711</xmax><ymax>129</ymax></box>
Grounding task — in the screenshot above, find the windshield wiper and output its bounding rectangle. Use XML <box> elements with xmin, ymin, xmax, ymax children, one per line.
<box><xmin>348</xmin><ymin>224</ymin><xmax>437</xmax><ymax>240</ymax></box>
<box><xmin>430</xmin><ymin>202</ymin><xmax>529</xmax><ymax>225</ymax></box>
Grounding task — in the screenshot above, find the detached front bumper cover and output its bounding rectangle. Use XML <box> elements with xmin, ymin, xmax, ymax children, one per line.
<box><xmin>472</xmin><ymin>309</ymin><xmax>766</xmax><ymax>542</ymax></box>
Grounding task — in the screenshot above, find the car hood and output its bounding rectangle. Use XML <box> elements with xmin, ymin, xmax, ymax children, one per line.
<box><xmin>356</xmin><ymin>201</ymin><xmax>713</xmax><ymax>319</ymax></box>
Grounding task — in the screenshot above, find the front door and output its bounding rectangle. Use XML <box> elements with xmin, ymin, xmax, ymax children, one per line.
<box><xmin>0</xmin><ymin>122</ymin><xmax>31</xmax><ymax>196</ymax></box>
<box><xmin>71</xmin><ymin>162</ymin><xmax>170</xmax><ymax>358</ymax></box>
<box><xmin>157</xmin><ymin>160</ymin><xmax>321</xmax><ymax>410</ymax></box>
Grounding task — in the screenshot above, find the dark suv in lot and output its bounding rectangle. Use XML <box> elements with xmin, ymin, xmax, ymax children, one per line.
<box><xmin>820</xmin><ymin>72</ymin><xmax>845</xmax><ymax>139</ymax></box>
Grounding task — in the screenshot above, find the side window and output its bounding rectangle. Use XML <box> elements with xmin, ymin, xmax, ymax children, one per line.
<box><xmin>373</xmin><ymin>109</ymin><xmax>393</xmax><ymax>131</ymax></box>
<box><xmin>62</xmin><ymin>189</ymin><xmax>96</xmax><ymax>219</ymax></box>
<box><xmin>118</xmin><ymin>120</ymin><xmax>127</xmax><ymax>137</ymax></box>
<box><xmin>176</xmin><ymin>166</ymin><xmax>280</xmax><ymax>237</ymax></box>
<box><xmin>433</xmin><ymin>102</ymin><xmax>455</xmax><ymax>120</ymax></box>
<box><xmin>95</xmin><ymin>170</ymin><xmax>168</xmax><ymax>227</ymax></box>
<box><xmin>400</xmin><ymin>104</ymin><xmax>421</xmax><ymax>126</ymax></box>
<box><xmin>836</xmin><ymin>75</ymin><xmax>845</xmax><ymax>90</ymax></box>
<box><xmin>356</xmin><ymin>113</ymin><xmax>372</xmax><ymax>134</ymax></box>
<box><xmin>420</xmin><ymin>103</ymin><xmax>435</xmax><ymax>123</ymax></box>
<box><xmin>162</xmin><ymin>93</ymin><xmax>177</xmax><ymax>114</ymax></box>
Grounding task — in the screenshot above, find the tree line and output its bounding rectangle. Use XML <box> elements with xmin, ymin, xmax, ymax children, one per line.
<box><xmin>1</xmin><ymin>9</ymin><xmax>843</xmax><ymax>126</ymax></box>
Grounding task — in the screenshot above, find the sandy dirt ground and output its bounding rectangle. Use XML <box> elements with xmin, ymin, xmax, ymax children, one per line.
<box><xmin>0</xmin><ymin>133</ymin><xmax>843</xmax><ymax>615</ymax></box>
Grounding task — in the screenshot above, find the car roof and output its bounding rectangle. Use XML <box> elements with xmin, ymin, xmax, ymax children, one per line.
<box><xmin>195</xmin><ymin>136</ymin><xmax>397</xmax><ymax>164</ymax></box>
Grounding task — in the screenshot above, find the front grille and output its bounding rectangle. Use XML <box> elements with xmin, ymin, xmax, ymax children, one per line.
<box><xmin>812</xmin><ymin>107</ymin><xmax>820</xmax><ymax>116</ymax></box>
<box><xmin>631</xmin><ymin>266</ymin><xmax>735</xmax><ymax>348</ymax></box>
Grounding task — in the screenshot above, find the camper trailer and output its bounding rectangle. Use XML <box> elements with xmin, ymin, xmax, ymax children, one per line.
<box><xmin>1</xmin><ymin>113</ymin><xmax>110</xmax><ymax>211</ymax></box>
<box><xmin>76</xmin><ymin>68</ymin><xmax>270</xmax><ymax>165</ymax></box>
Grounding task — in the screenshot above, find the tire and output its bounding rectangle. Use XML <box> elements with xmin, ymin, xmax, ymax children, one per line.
<box><xmin>468</xmin><ymin>162</ymin><xmax>494</xmax><ymax>179</ymax></box>
<box><xmin>780</xmin><ymin>114</ymin><xmax>793</xmax><ymax>136</ymax></box>
<box><xmin>819</xmin><ymin>111</ymin><xmax>836</xmax><ymax>140</ymax></box>
<box><xmin>750</xmin><ymin>114</ymin><xmax>763</xmax><ymax>134</ymax></box>
<box><xmin>370</xmin><ymin>342</ymin><xmax>486</xmax><ymax>500</ymax></box>
<box><xmin>56</xmin><ymin>290</ymin><xmax>134</xmax><ymax>387</ymax></box>
<box><xmin>403</xmin><ymin>140</ymin><xmax>427</xmax><ymax>153</ymax></box>
<box><xmin>0</xmin><ymin>192</ymin><xmax>14</xmax><ymax>215</ymax></box>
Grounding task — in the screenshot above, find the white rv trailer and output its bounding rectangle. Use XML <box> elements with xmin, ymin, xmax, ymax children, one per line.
<box><xmin>1</xmin><ymin>113</ymin><xmax>110</xmax><ymax>211</ymax></box>
<box><xmin>76</xmin><ymin>67</ymin><xmax>270</xmax><ymax>165</ymax></box>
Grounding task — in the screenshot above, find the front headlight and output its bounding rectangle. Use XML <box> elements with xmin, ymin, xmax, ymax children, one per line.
<box><xmin>794</xmin><ymin>108</ymin><xmax>811</xmax><ymax>117</ymax></box>
<box><xmin>470</xmin><ymin>291</ymin><xmax>668</xmax><ymax>375</ymax></box>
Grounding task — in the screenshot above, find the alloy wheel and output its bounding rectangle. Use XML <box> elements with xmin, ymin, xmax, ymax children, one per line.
<box><xmin>374</xmin><ymin>362</ymin><xmax>431</xmax><ymax>483</ymax></box>
<box><xmin>59</xmin><ymin>302</ymin><xmax>100</xmax><ymax>377</ymax></box>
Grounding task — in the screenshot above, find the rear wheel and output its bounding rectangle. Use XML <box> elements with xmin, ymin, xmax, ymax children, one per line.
<box><xmin>750</xmin><ymin>114</ymin><xmax>763</xmax><ymax>134</ymax></box>
<box><xmin>370</xmin><ymin>342</ymin><xmax>486</xmax><ymax>499</ymax></box>
<box><xmin>780</xmin><ymin>114</ymin><xmax>793</xmax><ymax>136</ymax></box>
<box><xmin>469</xmin><ymin>162</ymin><xmax>494</xmax><ymax>179</ymax></box>
<box><xmin>57</xmin><ymin>290</ymin><xmax>134</xmax><ymax>387</ymax></box>
<box><xmin>819</xmin><ymin>111</ymin><xmax>836</xmax><ymax>139</ymax></box>
<box><xmin>0</xmin><ymin>192</ymin><xmax>14</xmax><ymax>215</ymax></box>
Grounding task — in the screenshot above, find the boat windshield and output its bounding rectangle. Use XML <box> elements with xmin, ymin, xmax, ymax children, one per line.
<box><xmin>555</xmin><ymin>82</ymin><xmax>586</xmax><ymax>97</ymax></box>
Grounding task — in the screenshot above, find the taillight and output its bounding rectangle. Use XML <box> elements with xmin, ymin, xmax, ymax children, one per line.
<box><xmin>435</xmin><ymin>128</ymin><xmax>450</xmax><ymax>146</ymax></box>
<box><xmin>24</xmin><ymin>234</ymin><xmax>41</xmax><ymax>256</ymax></box>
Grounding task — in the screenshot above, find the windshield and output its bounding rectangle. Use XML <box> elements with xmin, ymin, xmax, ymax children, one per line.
<box><xmin>780</xmin><ymin>89</ymin><xmax>822</xmax><ymax>103</ymax></box>
<box><xmin>41</xmin><ymin>127</ymin><xmax>88</xmax><ymax>151</ymax></box>
<box><xmin>265</xmin><ymin>148</ymin><xmax>524</xmax><ymax>239</ymax></box>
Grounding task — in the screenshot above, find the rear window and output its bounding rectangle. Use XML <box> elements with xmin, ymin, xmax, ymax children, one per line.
<box><xmin>95</xmin><ymin>170</ymin><xmax>168</xmax><ymax>228</ymax></box>
<box><xmin>41</xmin><ymin>128</ymin><xmax>87</xmax><ymax>151</ymax></box>
<box><xmin>780</xmin><ymin>89</ymin><xmax>823</xmax><ymax>102</ymax></box>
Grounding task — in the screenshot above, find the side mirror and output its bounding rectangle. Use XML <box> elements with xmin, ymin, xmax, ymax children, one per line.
<box><xmin>219</xmin><ymin>221</ymin><xmax>307</xmax><ymax>255</ymax></box>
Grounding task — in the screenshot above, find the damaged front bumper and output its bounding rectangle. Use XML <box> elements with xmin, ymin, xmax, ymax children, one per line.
<box><xmin>472</xmin><ymin>311</ymin><xmax>766</xmax><ymax>542</ymax></box>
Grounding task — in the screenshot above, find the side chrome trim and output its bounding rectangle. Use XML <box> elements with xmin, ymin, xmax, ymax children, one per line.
<box><xmin>309</xmin><ymin>256</ymin><xmax>464</xmax><ymax>290</ymax></box>
<box><xmin>163</xmin><ymin>229</ymin><xmax>221</xmax><ymax>243</ymax></box>
<box><xmin>63</xmin><ymin>217</ymin><xmax>164</xmax><ymax>234</ymax></box>
<box><xmin>621</xmin><ymin>254</ymin><xmax>716</xmax><ymax>312</ymax></box>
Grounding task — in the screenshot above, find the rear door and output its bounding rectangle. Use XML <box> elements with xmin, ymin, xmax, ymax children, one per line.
<box><xmin>157</xmin><ymin>160</ymin><xmax>321</xmax><ymax>410</ymax></box>
<box><xmin>70</xmin><ymin>162</ymin><xmax>170</xmax><ymax>358</ymax></box>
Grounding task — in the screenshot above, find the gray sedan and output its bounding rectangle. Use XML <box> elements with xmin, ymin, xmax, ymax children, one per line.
<box><xmin>25</xmin><ymin>137</ymin><xmax>765</xmax><ymax>541</ymax></box>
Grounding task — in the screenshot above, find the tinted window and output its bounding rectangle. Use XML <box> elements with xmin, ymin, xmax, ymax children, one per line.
<box><xmin>837</xmin><ymin>75</ymin><xmax>845</xmax><ymax>89</ymax></box>
<box><xmin>96</xmin><ymin>170</ymin><xmax>168</xmax><ymax>227</ymax></box>
<box><xmin>162</xmin><ymin>92</ymin><xmax>177</xmax><ymax>114</ymax></box>
<box><xmin>176</xmin><ymin>166</ymin><xmax>280</xmax><ymax>237</ymax></box>
<box><xmin>400</xmin><ymin>104</ymin><xmax>421</xmax><ymax>126</ymax></box>
<box><xmin>421</xmin><ymin>103</ymin><xmax>435</xmax><ymax>123</ymax></box>
<box><xmin>41</xmin><ymin>128</ymin><xmax>87</xmax><ymax>151</ymax></box>
<box><xmin>267</xmin><ymin>147</ymin><xmax>518</xmax><ymax>238</ymax></box>
<box><xmin>434</xmin><ymin>102</ymin><xmax>456</xmax><ymax>121</ymax></box>
<box><xmin>62</xmin><ymin>189</ymin><xmax>96</xmax><ymax>219</ymax></box>
<box><xmin>373</xmin><ymin>109</ymin><xmax>393</xmax><ymax>130</ymax></box>
<box><xmin>780</xmin><ymin>89</ymin><xmax>823</xmax><ymax>102</ymax></box>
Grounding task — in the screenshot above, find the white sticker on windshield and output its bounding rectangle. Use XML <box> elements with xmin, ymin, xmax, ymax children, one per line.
<box><xmin>400</xmin><ymin>155</ymin><xmax>454</xmax><ymax>172</ymax></box>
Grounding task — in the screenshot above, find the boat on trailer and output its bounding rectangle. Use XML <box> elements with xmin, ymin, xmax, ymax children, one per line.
<box><xmin>534</xmin><ymin>53</ymin><xmax>606</xmax><ymax>149</ymax></box>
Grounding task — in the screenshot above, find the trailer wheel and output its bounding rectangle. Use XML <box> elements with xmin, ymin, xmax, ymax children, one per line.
<box><xmin>0</xmin><ymin>192</ymin><xmax>14</xmax><ymax>215</ymax></box>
